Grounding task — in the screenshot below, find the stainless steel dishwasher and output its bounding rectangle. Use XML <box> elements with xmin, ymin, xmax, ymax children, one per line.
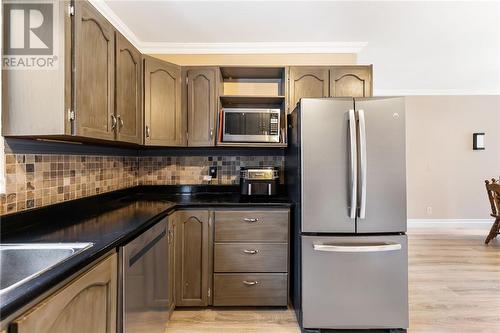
<box><xmin>120</xmin><ymin>217</ymin><xmax>170</xmax><ymax>333</ymax></box>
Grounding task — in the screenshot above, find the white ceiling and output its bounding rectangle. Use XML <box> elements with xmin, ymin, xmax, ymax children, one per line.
<box><xmin>95</xmin><ymin>0</ymin><xmax>500</xmax><ymax>95</ymax></box>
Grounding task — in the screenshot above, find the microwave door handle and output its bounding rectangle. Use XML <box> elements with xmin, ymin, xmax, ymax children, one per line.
<box><xmin>357</xmin><ymin>109</ymin><xmax>367</xmax><ymax>219</ymax></box>
<box><xmin>348</xmin><ymin>109</ymin><xmax>358</xmax><ymax>220</ymax></box>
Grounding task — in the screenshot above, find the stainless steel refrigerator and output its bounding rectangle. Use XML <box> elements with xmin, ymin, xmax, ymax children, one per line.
<box><xmin>286</xmin><ymin>97</ymin><xmax>408</xmax><ymax>332</ymax></box>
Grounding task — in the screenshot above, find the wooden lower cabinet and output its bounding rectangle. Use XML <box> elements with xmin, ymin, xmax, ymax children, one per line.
<box><xmin>213</xmin><ymin>209</ymin><xmax>289</xmax><ymax>307</ymax></box>
<box><xmin>175</xmin><ymin>210</ymin><xmax>211</xmax><ymax>306</ymax></box>
<box><xmin>167</xmin><ymin>213</ymin><xmax>177</xmax><ymax>314</ymax></box>
<box><xmin>11</xmin><ymin>254</ymin><xmax>117</xmax><ymax>333</ymax></box>
<box><xmin>213</xmin><ymin>273</ymin><xmax>288</xmax><ymax>306</ymax></box>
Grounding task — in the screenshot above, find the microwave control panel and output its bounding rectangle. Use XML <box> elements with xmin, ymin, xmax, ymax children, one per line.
<box><xmin>270</xmin><ymin>114</ymin><xmax>279</xmax><ymax>135</ymax></box>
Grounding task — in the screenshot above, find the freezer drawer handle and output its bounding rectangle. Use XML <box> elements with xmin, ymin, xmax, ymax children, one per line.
<box><xmin>243</xmin><ymin>218</ymin><xmax>259</xmax><ymax>223</ymax></box>
<box><xmin>242</xmin><ymin>280</ymin><xmax>259</xmax><ymax>286</ymax></box>
<box><xmin>313</xmin><ymin>243</ymin><xmax>401</xmax><ymax>253</ymax></box>
<box><xmin>243</xmin><ymin>249</ymin><xmax>259</xmax><ymax>255</ymax></box>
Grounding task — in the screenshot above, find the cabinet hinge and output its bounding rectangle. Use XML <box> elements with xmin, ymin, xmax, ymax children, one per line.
<box><xmin>69</xmin><ymin>4</ymin><xmax>75</xmax><ymax>16</ymax></box>
<box><xmin>68</xmin><ymin>109</ymin><xmax>75</xmax><ymax>121</ymax></box>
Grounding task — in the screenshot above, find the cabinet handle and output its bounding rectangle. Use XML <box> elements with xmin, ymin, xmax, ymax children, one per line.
<box><xmin>242</xmin><ymin>280</ymin><xmax>259</xmax><ymax>286</ymax></box>
<box><xmin>243</xmin><ymin>218</ymin><xmax>259</xmax><ymax>223</ymax></box>
<box><xmin>117</xmin><ymin>115</ymin><xmax>124</xmax><ymax>129</ymax></box>
<box><xmin>243</xmin><ymin>249</ymin><xmax>259</xmax><ymax>255</ymax></box>
<box><xmin>111</xmin><ymin>115</ymin><xmax>117</xmax><ymax>130</ymax></box>
<box><xmin>145</xmin><ymin>125</ymin><xmax>150</xmax><ymax>138</ymax></box>
<box><xmin>210</xmin><ymin>128</ymin><xmax>213</xmax><ymax>139</ymax></box>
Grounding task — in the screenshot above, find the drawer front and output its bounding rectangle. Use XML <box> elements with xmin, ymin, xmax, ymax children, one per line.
<box><xmin>213</xmin><ymin>273</ymin><xmax>287</xmax><ymax>306</ymax></box>
<box><xmin>214</xmin><ymin>243</ymin><xmax>287</xmax><ymax>273</ymax></box>
<box><xmin>302</xmin><ymin>235</ymin><xmax>408</xmax><ymax>329</ymax></box>
<box><xmin>215</xmin><ymin>210</ymin><xmax>289</xmax><ymax>242</ymax></box>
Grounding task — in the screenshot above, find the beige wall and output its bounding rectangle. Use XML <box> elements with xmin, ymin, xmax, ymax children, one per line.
<box><xmin>406</xmin><ymin>95</ymin><xmax>500</xmax><ymax>219</ymax></box>
<box><xmin>150</xmin><ymin>53</ymin><xmax>356</xmax><ymax>66</ymax></box>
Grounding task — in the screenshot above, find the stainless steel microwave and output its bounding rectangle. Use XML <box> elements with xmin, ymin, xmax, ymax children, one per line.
<box><xmin>222</xmin><ymin>108</ymin><xmax>280</xmax><ymax>143</ymax></box>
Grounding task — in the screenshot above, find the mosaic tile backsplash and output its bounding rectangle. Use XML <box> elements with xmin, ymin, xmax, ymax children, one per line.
<box><xmin>0</xmin><ymin>154</ymin><xmax>138</xmax><ymax>216</ymax></box>
<box><xmin>0</xmin><ymin>154</ymin><xmax>284</xmax><ymax>215</ymax></box>
<box><xmin>139</xmin><ymin>155</ymin><xmax>284</xmax><ymax>185</ymax></box>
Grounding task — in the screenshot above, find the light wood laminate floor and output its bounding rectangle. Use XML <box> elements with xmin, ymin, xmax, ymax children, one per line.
<box><xmin>165</xmin><ymin>226</ymin><xmax>500</xmax><ymax>333</ymax></box>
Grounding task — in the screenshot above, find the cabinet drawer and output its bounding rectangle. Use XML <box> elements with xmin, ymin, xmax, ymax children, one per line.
<box><xmin>214</xmin><ymin>243</ymin><xmax>287</xmax><ymax>273</ymax></box>
<box><xmin>215</xmin><ymin>210</ymin><xmax>289</xmax><ymax>242</ymax></box>
<box><xmin>213</xmin><ymin>273</ymin><xmax>287</xmax><ymax>306</ymax></box>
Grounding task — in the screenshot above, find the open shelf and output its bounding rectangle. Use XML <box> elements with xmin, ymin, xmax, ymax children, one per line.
<box><xmin>220</xmin><ymin>67</ymin><xmax>285</xmax><ymax>80</ymax></box>
<box><xmin>217</xmin><ymin>66</ymin><xmax>288</xmax><ymax>148</ymax></box>
<box><xmin>220</xmin><ymin>95</ymin><xmax>285</xmax><ymax>108</ymax></box>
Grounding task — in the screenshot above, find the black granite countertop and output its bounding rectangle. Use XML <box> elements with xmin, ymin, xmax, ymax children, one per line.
<box><xmin>0</xmin><ymin>185</ymin><xmax>291</xmax><ymax>320</ymax></box>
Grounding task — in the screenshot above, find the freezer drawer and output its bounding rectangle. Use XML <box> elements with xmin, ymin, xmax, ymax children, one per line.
<box><xmin>301</xmin><ymin>235</ymin><xmax>408</xmax><ymax>330</ymax></box>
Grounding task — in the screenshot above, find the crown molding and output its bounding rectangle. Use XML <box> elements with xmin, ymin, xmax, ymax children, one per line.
<box><xmin>88</xmin><ymin>0</ymin><xmax>142</xmax><ymax>50</ymax></box>
<box><xmin>375</xmin><ymin>89</ymin><xmax>500</xmax><ymax>96</ymax></box>
<box><xmin>141</xmin><ymin>42</ymin><xmax>367</xmax><ymax>54</ymax></box>
<box><xmin>89</xmin><ymin>1</ymin><xmax>366</xmax><ymax>55</ymax></box>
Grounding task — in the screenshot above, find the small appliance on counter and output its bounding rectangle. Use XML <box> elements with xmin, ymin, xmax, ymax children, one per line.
<box><xmin>240</xmin><ymin>167</ymin><xmax>279</xmax><ymax>195</ymax></box>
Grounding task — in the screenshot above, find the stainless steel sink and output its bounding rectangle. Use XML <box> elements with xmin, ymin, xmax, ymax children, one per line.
<box><xmin>0</xmin><ymin>243</ymin><xmax>93</xmax><ymax>295</ymax></box>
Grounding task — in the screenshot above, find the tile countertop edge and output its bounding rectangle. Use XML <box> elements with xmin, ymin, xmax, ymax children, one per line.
<box><xmin>0</xmin><ymin>185</ymin><xmax>291</xmax><ymax>321</ymax></box>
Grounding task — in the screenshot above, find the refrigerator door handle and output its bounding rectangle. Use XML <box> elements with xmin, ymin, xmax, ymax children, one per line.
<box><xmin>357</xmin><ymin>109</ymin><xmax>367</xmax><ymax>219</ymax></box>
<box><xmin>313</xmin><ymin>242</ymin><xmax>401</xmax><ymax>253</ymax></box>
<box><xmin>348</xmin><ymin>109</ymin><xmax>358</xmax><ymax>219</ymax></box>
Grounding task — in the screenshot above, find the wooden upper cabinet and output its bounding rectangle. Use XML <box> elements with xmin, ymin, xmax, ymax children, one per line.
<box><xmin>11</xmin><ymin>254</ymin><xmax>117</xmax><ymax>333</ymax></box>
<box><xmin>144</xmin><ymin>57</ymin><xmax>184</xmax><ymax>146</ymax></box>
<box><xmin>74</xmin><ymin>1</ymin><xmax>115</xmax><ymax>141</ymax></box>
<box><xmin>288</xmin><ymin>67</ymin><xmax>329</xmax><ymax>112</ymax></box>
<box><xmin>187</xmin><ymin>68</ymin><xmax>218</xmax><ymax>147</ymax></box>
<box><xmin>175</xmin><ymin>210</ymin><xmax>211</xmax><ymax>307</ymax></box>
<box><xmin>330</xmin><ymin>65</ymin><xmax>373</xmax><ymax>98</ymax></box>
<box><xmin>115</xmin><ymin>33</ymin><xmax>143</xmax><ymax>144</ymax></box>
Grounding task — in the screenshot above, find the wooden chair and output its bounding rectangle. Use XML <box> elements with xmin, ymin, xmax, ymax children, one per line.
<box><xmin>484</xmin><ymin>179</ymin><xmax>500</xmax><ymax>244</ymax></box>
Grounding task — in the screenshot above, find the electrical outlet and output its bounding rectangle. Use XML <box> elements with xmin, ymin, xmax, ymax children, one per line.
<box><xmin>426</xmin><ymin>206</ymin><xmax>433</xmax><ymax>215</ymax></box>
<box><xmin>209</xmin><ymin>166</ymin><xmax>217</xmax><ymax>178</ymax></box>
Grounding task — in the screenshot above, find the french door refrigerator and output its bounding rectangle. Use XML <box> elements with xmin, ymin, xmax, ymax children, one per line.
<box><xmin>286</xmin><ymin>97</ymin><xmax>408</xmax><ymax>332</ymax></box>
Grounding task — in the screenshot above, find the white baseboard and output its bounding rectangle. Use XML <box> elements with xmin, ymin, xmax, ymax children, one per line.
<box><xmin>408</xmin><ymin>219</ymin><xmax>493</xmax><ymax>228</ymax></box>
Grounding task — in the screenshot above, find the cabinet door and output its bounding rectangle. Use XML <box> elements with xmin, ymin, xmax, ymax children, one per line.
<box><xmin>11</xmin><ymin>254</ymin><xmax>117</xmax><ymax>333</ymax></box>
<box><xmin>74</xmin><ymin>1</ymin><xmax>115</xmax><ymax>141</ymax></box>
<box><xmin>144</xmin><ymin>57</ymin><xmax>184</xmax><ymax>146</ymax></box>
<box><xmin>330</xmin><ymin>65</ymin><xmax>373</xmax><ymax>98</ymax></box>
<box><xmin>168</xmin><ymin>214</ymin><xmax>177</xmax><ymax>314</ymax></box>
<box><xmin>288</xmin><ymin>67</ymin><xmax>329</xmax><ymax>113</ymax></box>
<box><xmin>115</xmin><ymin>32</ymin><xmax>143</xmax><ymax>144</ymax></box>
<box><xmin>187</xmin><ymin>68</ymin><xmax>218</xmax><ymax>147</ymax></box>
<box><xmin>175</xmin><ymin>210</ymin><xmax>210</xmax><ymax>306</ymax></box>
